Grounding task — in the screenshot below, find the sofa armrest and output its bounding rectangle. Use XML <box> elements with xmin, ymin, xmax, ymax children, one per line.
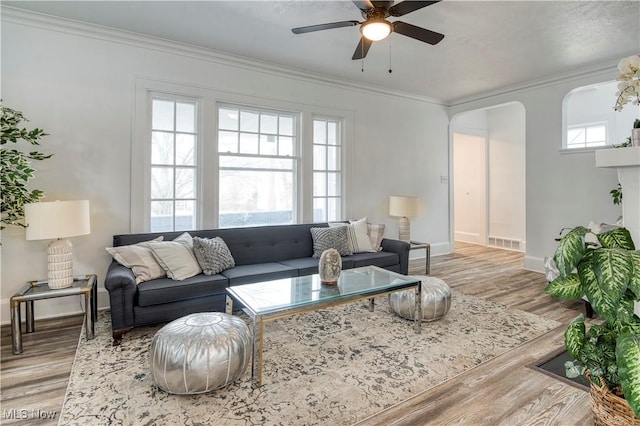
<box><xmin>104</xmin><ymin>261</ymin><xmax>138</xmax><ymax>331</ymax></box>
<box><xmin>380</xmin><ymin>238</ymin><xmax>410</xmax><ymax>275</ymax></box>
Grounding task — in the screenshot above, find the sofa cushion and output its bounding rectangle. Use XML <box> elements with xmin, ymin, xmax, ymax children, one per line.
<box><xmin>137</xmin><ymin>273</ymin><xmax>228</xmax><ymax>307</ymax></box>
<box><xmin>279</xmin><ymin>257</ymin><xmax>356</xmax><ymax>276</ymax></box>
<box><xmin>106</xmin><ymin>236</ymin><xmax>166</xmax><ymax>284</ymax></box>
<box><xmin>310</xmin><ymin>226</ymin><xmax>352</xmax><ymax>258</ymax></box>
<box><xmin>345</xmin><ymin>251</ymin><xmax>399</xmax><ymax>269</ymax></box>
<box><xmin>222</xmin><ymin>263</ymin><xmax>298</xmax><ymax>286</ymax></box>
<box><xmin>192</xmin><ymin>237</ymin><xmax>235</xmax><ymax>275</ymax></box>
<box><xmin>147</xmin><ymin>233</ymin><xmax>202</xmax><ymax>281</ymax></box>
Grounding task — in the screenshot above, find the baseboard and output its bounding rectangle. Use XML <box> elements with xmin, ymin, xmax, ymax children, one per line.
<box><xmin>524</xmin><ymin>255</ymin><xmax>546</xmax><ymax>274</ymax></box>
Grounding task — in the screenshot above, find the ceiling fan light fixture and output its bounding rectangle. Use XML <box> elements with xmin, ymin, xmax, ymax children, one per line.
<box><xmin>361</xmin><ymin>20</ymin><xmax>391</xmax><ymax>41</ymax></box>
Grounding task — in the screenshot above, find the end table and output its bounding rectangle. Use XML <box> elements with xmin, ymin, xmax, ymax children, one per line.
<box><xmin>409</xmin><ymin>241</ymin><xmax>431</xmax><ymax>275</ymax></box>
<box><xmin>10</xmin><ymin>274</ymin><xmax>97</xmax><ymax>355</ymax></box>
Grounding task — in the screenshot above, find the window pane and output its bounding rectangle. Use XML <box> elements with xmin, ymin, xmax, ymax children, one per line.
<box><xmin>219</xmin><ymin>131</ymin><xmax>238</xmax><ymax>153</ymax></box>
<box><xmin>151</xmin><ymin>131</ymin><xmax>174</xmax><ymax>165</ymax></box>
<box><xmin>314</xmin><ymin>172</ymin><xmax>326</xmax><ymax>196</ymax></box>
<box><xmin>220</xmin><ymin>156</ymin><xmax>294</xmax><ymax>170</ymax></box>
<box><xmin>586</xmin><ymin>125</ymin><xmax>606</xmax><ymax>143</ymax></box>
<box><xmin>150</xmin><ymin>201</ymin><xmax>173</xmax><ymax>232</ymax></box>
<box><xmin>279</xmin><ymin>136</ymin><xmax>293</xmax><ymax>156</ymax></box>
<box><xmin>175</xmin><ymin>168</ymin><xmax>195</xmax><ymax>199</ymax></box>
<box><xmin>219</xmin><ymin>108</ymin><xmax>239</xmax><ymax>131</ymax></box>
<box><xmin>327</xmin><ymin>197</ymin><xmax>340</xmax><ymax>221</ymax></box>
<box><xmin>328</xmin><ymin>121</ymin><xmax>338</xmax><ymax>145</ymax></box>
<box><xmin>260</xmin><ymin>113</ymin><xmax>278</xmax><ymax>134</ymax></box>
<box><xmin>176</xmin><ymin>102</ymin><xmax>195</xmax><ymax>133</ymax></box>
<box><xmin>152</xmin><ymin>100</ymin><xmax>174</xmax><ymax>131</ymax></box>
<box><xmin>175</xmin><ymin>200</ymin><xmax>195</xmax><ymax>231</ymax></box>
<box><xmin>327</xmin><ymin>146</ymin><xmax>340</xmax><ymax>171</ymax></box>
<box><xmin>260</xmin><ymin>134</ymin><xmax>277</xmax><ymax>155</ymax></box>
<box><xmin>314</xmin><ymin>120</ymin><xmax>326</xmax><ymax>144</ymax></box>
<box><xmin>567</xmin><ymin>128</ymin><xmax>585</xmax><ymax>147</ymax></box>
<box><xmin>151</xmin><ymin>167</ymin><xmax>174</xmax><ymax>198</ymax></box>
<box><xmin>239</xmin><ymin>133</ymin><xmax>259</xmax><ymax>154</ymax></box>
<box><xmin>328</xmin><ymin>172</ymin><xmax>340</xmax><ymax>196</ymax></box>
<box><xmin>314</xmin><ymin>145</ymin><xmax>326</xmax><ymax>170</ymax></box>
<box><xmin>279</xmin><ymin>116</ymin><xmax>293</xmax><ymax>136</ymax></box>
<box><xmin>313</xmin><ymin>198</ymin><xmax>326</xmax><ymax>222</ymax></box>
<box><xmin>240</xmin><ymin>110</ymin><xmax>259</xmax><ymax>132</ymax></box>
<box><xmin>176</xmin><ymin>134</ymin><xmax>195</xmax><ymax>165</ymax></box>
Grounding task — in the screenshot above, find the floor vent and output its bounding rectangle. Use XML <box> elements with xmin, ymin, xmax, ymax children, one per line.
<box><xmin>488</xmin><ymin>237</ymin><xmax>523</xmax><ymax>252</ymax></box>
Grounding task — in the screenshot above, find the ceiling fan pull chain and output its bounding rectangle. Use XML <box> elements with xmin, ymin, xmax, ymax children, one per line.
<box><xmin>389</xmin><ymin>40</ymin><xmax>393</xmax><ymax>74</ymax></box>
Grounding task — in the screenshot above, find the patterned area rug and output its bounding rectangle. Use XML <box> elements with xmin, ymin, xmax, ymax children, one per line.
<box><xmin>59</xmin><ymin>286</ymin><xmax>560</xmax><ymax>425</ymax></box>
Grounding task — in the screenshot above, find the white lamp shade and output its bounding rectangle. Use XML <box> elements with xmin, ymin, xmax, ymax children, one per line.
<box><xmin>389</xmin><ymin>195</ymin><xmax>418</xmax><ymax>218</ymax></box>
<box><xmin>361</xmin><ymin>20</ymin><xmax>391</xmax><ymax>41</ymax></box>
<box><xmin>25</xmin><ymin>200</ymin><xmax>91</xmax><ymax>240</ymax></box>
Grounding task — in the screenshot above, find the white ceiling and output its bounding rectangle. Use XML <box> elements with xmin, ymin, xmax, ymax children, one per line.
<box><xmin>5</xmin><ymin>1</ymin><xmax>640</xmax><ymax>103</ymax></box>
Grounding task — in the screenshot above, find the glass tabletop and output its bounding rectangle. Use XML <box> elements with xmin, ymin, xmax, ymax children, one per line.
<box><xmin>226</xmin><ymin>265</ymin><xmax>419</xmax><ymax>315</ymax></box>
<box><xmin>13</xmin><ymin>275</ymin><xmax>96</xmax><ymax>301</ymax></box>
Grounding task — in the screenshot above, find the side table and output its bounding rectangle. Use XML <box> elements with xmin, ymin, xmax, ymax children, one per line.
<box><xmin>10</xmin><ymin>274</ymin><xmax>97</xmax><ymax>355</ymax></box>
<box><xmin>409</xmin><ymin>241</ymin><xmax>431</xmax><ymax>275</ymax></box>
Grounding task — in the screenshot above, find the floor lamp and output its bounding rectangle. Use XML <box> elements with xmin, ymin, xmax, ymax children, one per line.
<box><xmin>25</xmin><ymin>200</ymin><xmax>91</xmax><ymax>289</ymax></box>
<box><xmin>389</xmin><ymin>195</ymin><xmax>418</xmax><ymax>242</ymax></box>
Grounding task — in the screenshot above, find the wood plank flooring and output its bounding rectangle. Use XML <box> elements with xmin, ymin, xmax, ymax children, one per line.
<box><xmin>1</xmin><ymin>242</ymin><xmax>589</xmax><ymax>425</ymax></box>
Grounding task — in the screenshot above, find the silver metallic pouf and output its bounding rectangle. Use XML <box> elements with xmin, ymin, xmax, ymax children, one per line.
<box><xmin>389</xmin><ymin>276</ymin><xmax>452</xmax><ymax>321</ymax></box>
<box><xmin>149</xmin><ymin>312</ymin><xmax>251</xmax><ymax>394</ymax></box>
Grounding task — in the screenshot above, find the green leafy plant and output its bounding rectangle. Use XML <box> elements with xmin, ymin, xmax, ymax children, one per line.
<box><xmin>634</xmin><ymin>119</ymin><xmax>640</xmax><ymax>129</ymax></box>
<box><xmin>610</xmin><ymin>183</ymin><xmax>623</xmax><ymax>205</ymax></box>
<box><xmin>545</xmin><ymin>226</ymin><xmax>640</xmax><ymax>416</ymax></box>
<box><xmin>1</xmin><ymin>102</ymin><xmax>51</xmax><ymax>229</ymax></box>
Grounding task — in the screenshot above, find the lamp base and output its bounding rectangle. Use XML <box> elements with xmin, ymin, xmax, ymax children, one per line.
<box><xmin>398</xmin><ymin>217</ymin><xmax>411</xmax><ymax>242</ymax></box>
<box><xmin>47</xmin><ymin>239</ymin><xmax>74</xmax><ymax>289</ymax></box>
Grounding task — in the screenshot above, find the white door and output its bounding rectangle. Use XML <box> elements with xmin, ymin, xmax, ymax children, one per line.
<box><xmin>453</xmin><ymin>133</ymin><xmax>487</xmax><ymax>245</ymax></box>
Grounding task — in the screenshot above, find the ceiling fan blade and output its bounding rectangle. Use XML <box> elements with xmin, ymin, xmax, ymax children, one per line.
<box><xmin>389</xmin><ymin>1</ymin><xmax>441</xmax><ymax>17</ymax></box>
<box><xmin>352</xmin><ymin>37</ymin><xmax>373</xmax><ymax>60</ymax></box>
<box><xmin>392</xmin><ymin>21</ymin><xmax>444</xmax><ymax>45</ymax></box>
<box><xmin>292</xmin><ymin>20</ymin><xmax>359</xmax><ymax>34</ymax></box>
<box><xmin>352</xmin><ymin>0</ymin><xmax>374</xmax><ymax>10</ymax></box>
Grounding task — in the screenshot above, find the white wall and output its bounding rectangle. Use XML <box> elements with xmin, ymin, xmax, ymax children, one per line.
<box><xmin>449</xmin><ymin>70</ymin><xmax>624</xmax><ymax>273</ymax></box>
<box><xmin>0</xmin><ymin>11</ymin><xmax>450</xmax><ymax>323</ymax></box>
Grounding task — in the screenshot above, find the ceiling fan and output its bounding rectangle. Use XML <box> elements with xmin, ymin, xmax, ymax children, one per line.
<box><xmin>291</xmin><ymin>0</ymin><xmax>444</xmax><ymax>60</ymax></box>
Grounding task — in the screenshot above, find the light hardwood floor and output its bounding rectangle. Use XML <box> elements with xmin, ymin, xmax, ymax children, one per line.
<box><xmin>1</xmin><ymin>242</ymin><xmax>589</xmax><ymax>425</ymax></box>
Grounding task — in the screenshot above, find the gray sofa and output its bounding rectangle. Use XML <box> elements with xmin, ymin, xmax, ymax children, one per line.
<box><xmin>105</xmin><ymin>223</ymin><xmax>409</xmax><ymax>344</ymax></box>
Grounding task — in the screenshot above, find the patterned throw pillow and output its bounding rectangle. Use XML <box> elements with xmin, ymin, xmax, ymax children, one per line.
<box><xmin>310</xmin><ymin>226</ymin><xmax>353</xmax><ymax>258</ymax></box>
<box><xmin>329</xmin><ymin>218</ymin><xmax>375</xmax><ymax>253</ymax></box>
<box><xmin>367</xmin><ymin>223</ymin><xmax>386</xmax><ymax>251</ymax></box>
<box><xmin>192</xmin><ymin>237</ymin><xmax>236</xmax><ymax>275</ymax></box>
<box><xmin>106</xmin><ymin>236</ymin><xmax>166</xmax><ymax>284</ymax></box>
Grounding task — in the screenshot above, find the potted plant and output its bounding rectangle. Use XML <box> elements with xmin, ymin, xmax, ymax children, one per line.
<box><xmin>545</xmin><ymin>226</ymin><xmax>640</xmax><ymax>423</ymax></box>
<box><xmin>0</xmin><ymin>101</ymin><xmax>51</xmax><ymax>229</ymax></box>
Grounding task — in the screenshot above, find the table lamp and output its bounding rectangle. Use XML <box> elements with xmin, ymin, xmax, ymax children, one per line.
<box><xmin>25</xmin><ymin>200</ymin><xmax>91</xmax><ymax>289</ymax></box>
<box><xmin>389</xmin><ymin>195</ymin><xmax>418</xmax><ymax>242</ymax></box>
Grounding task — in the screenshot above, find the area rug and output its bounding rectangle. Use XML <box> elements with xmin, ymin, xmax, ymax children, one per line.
<box><xmin>59</xmin><ymin>286</ymin><xmax>560</xmax><ymax>425</ymax></box>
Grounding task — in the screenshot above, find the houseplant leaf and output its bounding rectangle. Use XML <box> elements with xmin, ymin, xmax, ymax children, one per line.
<box><xmin>598</xmin><ymin>227</ymin><xmax>636</xmax><ymax>250</ymax></box>
<box><xmin>628</xmin><ymin>251</ymin><xmax>640</xmax><ymax>299</ymax></box>
<box><xmin>553</xmin><ymin>226</ymin><xmax>589</xmax><ymax>276</ymax></box>
<box><xmin>584</xmin><ymin>249</ymin><xmax>632</xmax><ymax>324</ymax></box>
<box><xmin>565</xmin><ymin>315</ymin><xmax>586</xmax><ymax>360</ymax></box>
<box><xmin>616</xmin><ymin>333</ymin><xmax>640</xmax><ymax>417</ymax></box>
<box><xmin>545</xmin><ymin>273</ymin><xmax>582</xmax><ymax>300</ymax></box>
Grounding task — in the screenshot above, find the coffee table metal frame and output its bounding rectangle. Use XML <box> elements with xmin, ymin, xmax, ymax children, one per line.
<box><xmin>225</xmin><ymin>265</ymin><xmax>421</xmax><ymax>386</ymax></box>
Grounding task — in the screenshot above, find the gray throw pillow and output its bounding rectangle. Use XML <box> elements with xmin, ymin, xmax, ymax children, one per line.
<box><xmin>310</xmin><ymin>226</ymin><xmax>353</xmax><ymax>258</ymax></box>
<box><xmin>192</xmin><ymin>237</ymin><xmax>236</xmax><ymax>275</ymax></box>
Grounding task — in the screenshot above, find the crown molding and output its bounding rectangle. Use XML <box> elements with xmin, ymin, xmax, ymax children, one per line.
<box><xmin>1</xmin><ymin>6</ymin><xmax>446</xmax><ymax>107</ymax></box>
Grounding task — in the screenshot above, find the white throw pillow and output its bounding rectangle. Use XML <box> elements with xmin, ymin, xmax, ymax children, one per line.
<box><xmin>147</xmin><ymin>233</ymin><xmax>202</xmax><ymax>281</ymax></box>
<box><xmin>106</xmin><ymin>237</ymin><xmax>166</xmax><ymax>284</ymax></box>
<box><xmin>367</xmin><ymin>223</ymin><xmax>385</xmax><ymax>251</ymax></box>
<box><xmin>348</xmin><ymin>217</ymin><xmax>376</xmax><ymax>253</ymax></box>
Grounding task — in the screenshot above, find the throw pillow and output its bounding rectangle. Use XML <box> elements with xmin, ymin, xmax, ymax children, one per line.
<box><xmin>106</xmin><ymin>237</ymin><xmax>166</xmax><ymax>284</ymax></box>
<box><xmin>329</xmin><ymin>218</ymin><xmax>375</xmax><ymax>253</ymax></box>
<box><xmin>367</xmin><ymin>223</ymin><xmax>386</xmax><ymax>251</ymax></box>
<box><xmin>310</xmin><ymin>226</ymin><xmax>352</xmax><ymax>258</ymax></box>
<box><xmin>192</xmin><ymin>237</ymin><xmax>236</xmax><ymax>275</ymax></box>
<box><xmin>147</xmin><ymin>233</ymin><xmax>202</xmax><ymax>281</ymax></box>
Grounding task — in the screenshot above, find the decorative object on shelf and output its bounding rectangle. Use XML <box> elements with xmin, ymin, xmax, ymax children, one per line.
<box><xmin>544</xmin><ymin>226</ymin><xmax>640</xmax><ymax>422</ymax></box>
<box><xmin>0</xmin><ymin>102</ymin><xmax>51</xmax><ymax>230</ymax></box>
<box><xmin>25</xmin><ymin>200</ymin><xmax>91</xmax><ymax>289</ymax></box>
<box><xmin>389</xmin><ymin>195</ymin><xmax>418</xmax><ymax>242</ymax></box>
<box><xmin>389</xmin><ymin>276</ymin><xmax>451</xmax><ymax>321</ymax></box>
<box><xmin>614</xmin><ymin>54</ymin><xmax>639</xmax><ymax>113</ymax></box>
<box><xmin>150</xmin><ymin>312</ymin><xmax>250</xmax><ymax>394</ymax></box>
<box><xmin>318</xmin><ymin>248</ymin><xmax>342</xmax><ymax>285</ymax></box>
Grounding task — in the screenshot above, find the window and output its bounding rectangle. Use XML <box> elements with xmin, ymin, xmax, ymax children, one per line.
<box><xmin>567</xmin><ymin>123</ymin><xmax>607</xmax><ymax>149</ymax></box>
<box><xmin>313</xmin><ymin>117</ymin><xmax>342</xmax><ymax>222</ymax></box>
<box><xmin>217</xmin><ymin>105</ymin><xmax>298</xmax><ymax>228</ymax></box>
<box><xmin>149</xmin><ymin>97</ymin><xmax>198</xmax><ymax>232</ymax></box>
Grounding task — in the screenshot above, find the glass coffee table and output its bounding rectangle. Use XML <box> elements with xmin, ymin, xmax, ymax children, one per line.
<box><xmin>225</xmin><ymin>265</ymin><xmax>421</xmax><ymax>386</ymax></box>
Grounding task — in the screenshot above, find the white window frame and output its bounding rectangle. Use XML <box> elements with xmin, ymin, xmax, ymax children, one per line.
<box><xmin>566</xmin><ymin>122</ymin><xmax>608</xmax><ymax>150</ymax></box>
<box><xmin>312</xmin><ymin>115</ymin><xmax>344</xmax><ymax>222</ymax></box>
<box><xmin>132</xmin><ymin>77</ymin><xmax>353</xmax><ymax>232</ymax></box>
